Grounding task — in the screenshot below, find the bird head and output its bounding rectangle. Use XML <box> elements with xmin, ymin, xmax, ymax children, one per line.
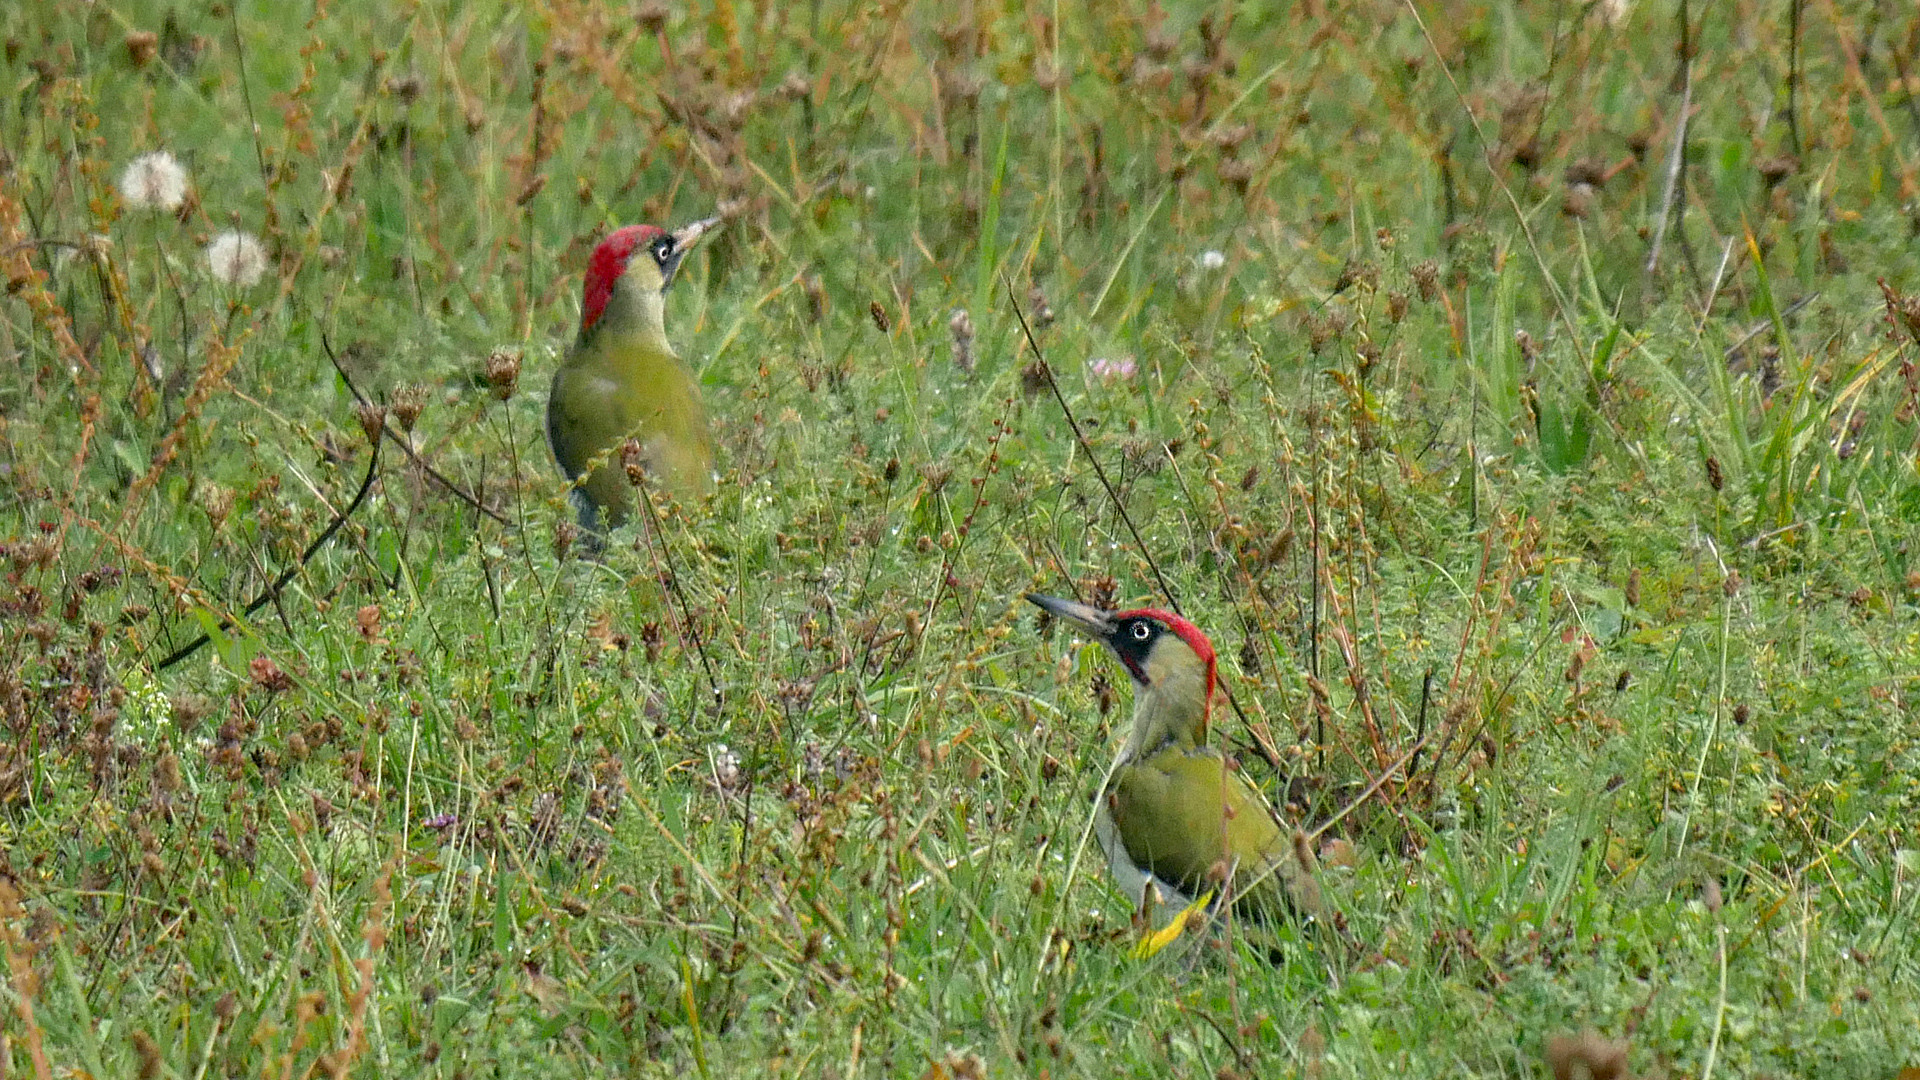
<box><xmin>1025</xmin><ymin>593</ymin><xmax>1217</xmax><ymax>749</ymax></box>
<box><xmin>579</xmin><ymin>216</ymin><xmax>721</xmax><ymax>337</ymax></box>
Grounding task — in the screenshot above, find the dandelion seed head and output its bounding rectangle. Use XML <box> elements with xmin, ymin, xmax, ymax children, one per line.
<box><xmin>1199</xmin><ymin>249</ymin><xmax>1227</xmax><ymax>270</ymax></box>
<box><xmin>205</xmin><ymin>230</ymin><xmax>269</xmax><ymax>287</ymax></box>
<box><xmin>119</xmin><ymin>151</ymin><xmax>190</xmax><ymax>212</ymax></box>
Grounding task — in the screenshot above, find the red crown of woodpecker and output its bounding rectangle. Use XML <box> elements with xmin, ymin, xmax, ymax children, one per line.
<box><xmin>580</xmin><ymin>224</ymin><xmax>666</xmax><ymax>334</ymax></box>
<box><xmin>1116</xmin><ymin>607</ymin><xmax>1217</xmax><ymax>718</ymax></box>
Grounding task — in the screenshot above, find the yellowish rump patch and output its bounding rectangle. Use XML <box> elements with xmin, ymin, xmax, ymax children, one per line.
<box><xmin>1133</xmin><ymin>891</ymin><xmax>1214</xmax><ymax>959</ymax></box>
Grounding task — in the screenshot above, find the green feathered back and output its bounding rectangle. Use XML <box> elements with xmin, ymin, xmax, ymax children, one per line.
<box><xmin>1108</xmin><ymin>744</ymin><xmax>1318</xmax><ymax>921</ymax></box>
<box><xmin>547</xmin><ymin>286</ymin><xmax>713</xmax><ymax>527</ymax></box>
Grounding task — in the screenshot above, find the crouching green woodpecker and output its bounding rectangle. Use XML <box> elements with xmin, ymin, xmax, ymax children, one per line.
<box><xmin>547</xmin><ymin>217</ymin><xmax>719</xmax><ymax>530</ymax></box>
<box><xmin>1026</xmin><ymin>593</ymin><xmax>1321</xmax><ymax>929</ymax></box>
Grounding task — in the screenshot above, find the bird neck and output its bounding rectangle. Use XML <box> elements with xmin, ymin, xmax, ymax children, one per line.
<box><xmin>582</xmin><ymin>277</ymin><xmax>673</xmax><ymax>360</ymax></box>
<box><xmin>1123</xmin><ymin>667</ymin><xmax>1210</xmax><ymax>757</ymax></box>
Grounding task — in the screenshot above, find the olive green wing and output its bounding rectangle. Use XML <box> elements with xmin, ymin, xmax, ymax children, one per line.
<box><xmin>546</xmin><ymin>366</ymin><xmax>625</xmax><ymax>529</ymax></box>
<box><xmin>1108</xmin><ymin>747</ymin><xmax>1318</xmax><ymax>919</ymax></box>
<box><xmin>545</xmin><ymin>367</ymin><xmax>584</xmax><ymax>481</ymax></box>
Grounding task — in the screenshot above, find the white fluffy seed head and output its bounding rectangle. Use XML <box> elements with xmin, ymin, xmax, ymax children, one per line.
<box><xmin>119</xmin><ymin>151</ymin><xmax>190</xmax><ymax>212</ymax></box>
<box><xmin>205</xmin><ymin>231</ymin><xmax>269</xmax><ymax>287</ymax></box>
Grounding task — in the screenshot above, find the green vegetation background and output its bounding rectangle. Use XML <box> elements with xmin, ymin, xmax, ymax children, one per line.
<box><xmin>2</xmin><ymin>0</ymin><xmax>1918</xmax><ymax>1076</ymax></box>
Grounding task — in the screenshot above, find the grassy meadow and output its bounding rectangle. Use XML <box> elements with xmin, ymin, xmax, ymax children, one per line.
<box><xmin>4</xmin><ymin>0</ymin><xmax>1920</xmax><ymax>1075</ymax></box>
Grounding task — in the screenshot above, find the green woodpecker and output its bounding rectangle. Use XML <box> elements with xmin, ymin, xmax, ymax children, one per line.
<box><xmin>547</xmin><ymin>217</ymin><xmax>720</xmax><ymax>530</ymax></box>
<box><xmin>1026</xmin><ymin>593</ymin><xmax>1321</xmax><ymax>926</ymax></box>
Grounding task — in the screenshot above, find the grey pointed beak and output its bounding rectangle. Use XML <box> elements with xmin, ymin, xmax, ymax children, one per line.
<box><xmin>1024</xmin><ymin>593</ymin><xmax>1117</xmax><ymax>639</ymax></box>
<box><xmin>659</xmin><ymin>216</ymin><xmax>721</xmax><ymax>291</ymax></box>
<box><xmin>672</xmin><ymin>216</ymin><xmax>722</xmax><ymax>250</ymax></box>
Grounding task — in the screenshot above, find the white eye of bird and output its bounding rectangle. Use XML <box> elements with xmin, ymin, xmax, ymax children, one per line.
<box><xmin>1131</xmin><ymin>623</ymin><xmax>1151</xmax><ymax>640</ymax></box>
<box><xmin>653</xmin><ymin>238</ymin><xmax>673</xmax><ymax>261</ymax></box>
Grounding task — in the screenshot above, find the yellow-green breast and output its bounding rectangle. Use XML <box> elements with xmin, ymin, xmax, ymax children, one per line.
<box><xmin>547</xmin><ymin>332</ymin><xmax>712</xmax><ymax>526</ymax></box>
<box><xmin>1107</xmin><ymin>744</ymin><xmax>1312</xmax><ymax>919</ymax></box>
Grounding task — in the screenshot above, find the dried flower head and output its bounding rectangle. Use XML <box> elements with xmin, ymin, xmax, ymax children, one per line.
<box><xmin>391</xmin><ymin>384</ymin><xmax>429</xmax><ymax>432</ymax></box>
<box><xmin>355</xmin><ymin>604</ymin><xmax>383</xmax><ymax>643</ymax></box>
<box><xmin>712</xmin><ymin>743</ymin><xmax>741</xmax><ymax>791</ymax></box>
<box><xmin>1411</xmin><ymin>260</ymin><xmax>1440</xmax><ymax>302</ymax></box>
<box><xmin>355</xmin><ymin>402</ymin><xmax>388</xmax><ymax>445</ymax></box>
<box><xmin>249</xmin><ymin>655</ymin><xmax>292</xmax><ymax>694</ymax></box>
<box><xmin>1515</xmin><ymin>329</ymin><xmax>1540</xmax><ymax>365</ymax></box>
<box><xmin>1026</xmin><ymin>284</ymin><xmax>1054</xmax><ymax>330</ymax></box>
<box><xmin>1333</xmin><ymin>257</ymin><xmax>1377</xmax><ymax>294</ymax></box>
<box><xmin>948</xmin><ymin>309</ymin><xmax>975</xmax><ymax>374</ymax></box>
<box><xmin>802</xmin><ymin>274</ymin><xmax>827</xmax><ymax>323</ymax></box>
<box><xmin>620</xmin><ymin>437</ymin><xmax>649</xmax><ymax>486</ymax></box>
<box><xmin>942</xmin><ymin>69</ymin><xmax>985</xmax><ymax>104</ymax></box>
<box><xmin>194</xmin><ymin>481</ymin><xmax>235</xmax><ymax>524</ymax></box>
<box><xmin>1562</xmin><ymin>181</ymin><xmax>1596</xmax><ymax>219</ymax></box>
<box><xmin>205</xmin><ymin>230</ymin><xmax>269</xmax><ymax>287</ymax></box>
<box><xmin>1020</xmin><ymin>359</ymin><xmax>1050</xmax><ymax>398</ymax></box>
<box><xmin>635</xmin><ymin>0</ymin><xmax>669</xmax><ymax>33</ymax></box>
<box><xmin>1598</xmin><ymin>0</ymin><xmax>1634</xmax><ymax>26</ymax></box>
<box><xmin>1543</xmin><ymin>1030</ymin><xmax>1630</xmax><ymax>1080</ymax></box>
<box><xmin>720</xmin><ymin>90</ymin><xmax>757</xmax><ymax>129</ymax></box>
<box><xmin>384</xmin><ymin>74</ymin><xmax>422</xmax><ymax>103</ymax></box>
<box><xmin>484</xmin><ymin>348</ymin><xmax>521</xmax><ymax>400</ymax></box>
<box><xmin>120</xmin><ymin>151</ymin><xmax>190</xmax><ymax>213</ymax></box>
<box><xmin>1143</xmin><ymin>24</ymin><xmax>1178</xmax><ymax>61</ymax></box>
<box><xmin>125</xmin><ymin>31</ymin><xmax>159</xmax><ymax>68</ymax></box>
<box><xmin>1130</xmin><ymin>57</ymin><xmax>1174</xmax><ymax>90</ymax></box>
<box><xmin>1218</xmin><ymin>158</ymin><xmax>1254</xmax><ymax>195</ymax></box>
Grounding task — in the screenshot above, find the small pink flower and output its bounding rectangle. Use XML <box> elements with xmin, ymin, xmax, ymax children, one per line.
<box><xmin>1088</xmin><ymin>356</ymin><xmax>1137</xmax><ymax>380</ymax></box>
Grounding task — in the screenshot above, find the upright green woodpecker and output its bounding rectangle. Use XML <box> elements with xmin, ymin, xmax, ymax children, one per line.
<box><xmin>1026</xmin><ymin>593</ymin><xmax>1321</xmax><ymax>926</ymax></box>
<box><xmin>547</xmin><ymin>217</ymin><xmax>719</xmax><ymax>530</ymax></box>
